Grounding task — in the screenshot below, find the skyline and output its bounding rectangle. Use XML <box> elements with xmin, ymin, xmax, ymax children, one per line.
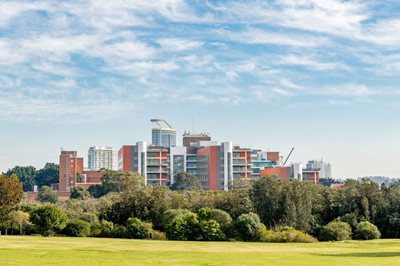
<box><xmin>1</xmin><ymin>1</ymin><xmax>400</xmax><ymax>178</ymax></box>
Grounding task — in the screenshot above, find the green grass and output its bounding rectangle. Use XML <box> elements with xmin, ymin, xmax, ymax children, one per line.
<box><xmin>0</xmin><ymin>236</ymin><xmax>399</xmax><ymax>266</ymax></box>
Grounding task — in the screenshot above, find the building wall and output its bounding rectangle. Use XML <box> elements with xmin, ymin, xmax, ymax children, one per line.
<box><xmin>59</xmin><ymin>151</ymin><xmax>83</xmax><ymax>192</ymax></box>
<box><xmin>196</xmin><ymin>146</ymin><xmax>219</xmax><ymax>191</ymax></box>
<box><xmin>183</xmin><ymin>134</ymin><xmax>211</xmax><ymax>147</ymax></box>
<box><xmin>259</xmin><ymin>167</ymin><xmax>291</xmax><ymax>181</ymax></box>
<box><xmin>88</xmin><ymin>146</ymin><xmax>117</xmax><ymax>171</ymax></box>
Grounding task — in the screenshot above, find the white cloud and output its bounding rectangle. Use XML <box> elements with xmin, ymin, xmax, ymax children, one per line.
<box><xmin>278</xmin><ymin>54</ymin><xmax>349</xmax><ymax>71</ymax></box>
<box><xmin>217</xmin><ymin>28</ymin><xmax>329</xmax><ymax>47</ymax></box>
<box><xmin>158</xmin><ymin>38</ymin><xmax>203</xmax><ymax>51</ymax></box>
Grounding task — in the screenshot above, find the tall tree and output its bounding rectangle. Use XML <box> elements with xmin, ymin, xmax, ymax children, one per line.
<box><xmin>36</xmin><ymin>163</ymin><xmax>59</xmax><ymax>187</ymax></box>
<box><xmin>5</xmin><ymin>166</ymin><xmax>37</xmax><ymax>191</ymax></box>
<box><xmin>171</xmin><ymin>172</ymin><xmax>201</xmax><ymax>191</ymax></box>
<box><xmin>0</xmin><ymin>174</ymin><xmax>23</xmax><ymax>224</ymax></box>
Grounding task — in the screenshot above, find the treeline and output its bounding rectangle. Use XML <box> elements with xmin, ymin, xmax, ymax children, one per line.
<box><xmin>1</xmin><ymin>170</ymin><xmax>399</xmax><ymax>242</ymax></box>
<box><xmin>2</xmin><ymin>163</ymin><xmax>59</xmax><ymax>191</ymax></box>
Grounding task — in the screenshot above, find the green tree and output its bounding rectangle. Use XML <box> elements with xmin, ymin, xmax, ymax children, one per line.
<box><xmin>36</xmin><ymin>163</ymin><xmax>59</xmax><ymax>187</ymax></box>
<box><xmin>37</xmin><ymin>186</ymin><xmax>58</xmax><ymax>203</ymax></box>
<box><xmin>199</xmin><ymin>219</ymin><xmax>225</xmax><ymax>241</ymax></box>
<box><xmin>235</xmin><ymin>212</ymin><xmax>262</xmax><ymax>242</ymax></box>
<box><xmin>63</xmin><ymin>220</ymin><xmax>91</xmax><ymax>237</ymax></box>
<box><xmin>171</xmin><ymin>172</ymin><xmax>202</xmax><ymax>190</ymax></box>
<box><xmin>354</xmin><ymin>221</ymin><xmax>381</xmax><ymax>240</ymax></box>
<box><xmin>9</xmin><ymin>210</ymin><xmax>31</xmax><ymax>235</ymax></box>
<box><xmin>251</xmin><ymin>176</ymin><xmax>282</xmax><ymax>228</ymax></box>
<box><xmin>319</xmin><ymin>221</ymin><xmax>352</xmax><ymax>241</ymax></box>
<box><xmin>70</xmin><ymin>187</ymin><xmax>91</xmax><ymax>200</ymax></box>
<box><xmin>0</xmin><ymin>174</ymin><xmax>23</xmax><ymax>226</ymax></box>
<box><xmin>126</xmin><ymin>218</ymin><xmax>151</xmax><ymax>239</ymax></box>
<box><xmin>5</xmin><ymin>166</ymin><xmax>37</xmax><ymax>191</ymax></box>
<box><xmin>165</xmin><ymin>212</ymin><xmax>199</xmax><ymax>240</ymax></box>
<box><xmin>30</xmin><ymin>205</ymin><xmax>67</xmax><ymax>236</ymax></box>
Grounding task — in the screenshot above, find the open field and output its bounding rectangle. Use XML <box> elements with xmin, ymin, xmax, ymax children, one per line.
<box><xmin>0</xmin><ymin>236</ymin><xmax>399</xmax><ymax>266</ymax></box>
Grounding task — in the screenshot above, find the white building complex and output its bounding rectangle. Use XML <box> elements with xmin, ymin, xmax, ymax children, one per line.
<box><xmin>88</xmin><ymin>146</ymin><xmax>118</xmax><ymax>171</ymax></box>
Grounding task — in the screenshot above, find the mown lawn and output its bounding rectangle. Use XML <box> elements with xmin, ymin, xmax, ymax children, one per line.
<box><xmin>0</xmin><ymin>236</ymin><xmax>399</xmax><ymax>265</ymax></box>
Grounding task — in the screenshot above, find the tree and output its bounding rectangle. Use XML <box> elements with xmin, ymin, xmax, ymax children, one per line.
<box><xmin>319</xmin><ymin>221</ymin><xmax>352</xmax><ymax>241</ymax></box>
<box><xmin>235</xmin><ymin>212</ymin><xmax>262</xmax><ymax>242</ymax></box>
<box><xmin>30</xmin><ymin>205</ymin><xmax>67</xmax><ymax>236</ymax></box>
<box><xmin>70</xmin><ymin>187</ymin><xmax>91</xmax><ymax>200</ymax></box>
<box><xmin>90</xmin><ymin>170</ymin><xmax>144</xmax><ymax>198</ymax></box>
<box><xmin>171</xmin><ymin>172</ymin><xmax>201</xmax><ymax>191</ymax></box>
<box><xmin>199</xmin><ymin>220</ymin><xmax>225</xmax><ymax>241</ymax></box>
<box><xmin>4</xmin><ymin>166</ymin><xmax>37</xmax><ymax>191</ymax></box>
<box><xmin>36</xmin><ymin>163</ymin><xmax>59</xmax><ymax>187</ymax></box>
<box><xmin>126</xmin><ymin>218</ymin><xmax>151</xmax><ymax>239</ymax></box>
<box><xmin>251</xmin><ymin>176</ymin><xmax>282</xmax><ymax>228</ymax></box>
<box><xmin>37</xmin><ymin>186</ymin><xmax>58</xmax><ymax>203</ymax></box>
<box><xmin>354</xmin><ymin>221</ymin><xmax>381</xmax><ymax>240</ymax></box>
<box><xmin>0</xmin><ymin>174</ymin><xmax>23</xmax><ymax>225</ymax></box>
<box><xmin>63</xmin><ymin>220</ymin><xmax>91</xmax><ymax>237</ymax></box>
<box><xmin>9</xmin><ymin>210</ymin><xmax>31</xmax><ymax>235</ymax></box>
<box><xmin>165</xmin><ymin>212</ymin><xmax>199</xmax><ymax>240</ymax></box>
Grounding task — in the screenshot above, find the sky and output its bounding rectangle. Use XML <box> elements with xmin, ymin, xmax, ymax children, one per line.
<box><xmin>1</xmin><ymin>0</ymin><xmax>400</xmax><ymax>178</ymax></box>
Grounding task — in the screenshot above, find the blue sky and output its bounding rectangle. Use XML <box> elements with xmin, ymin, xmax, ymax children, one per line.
<box><xmin>1</xmin><ymin>0</ymin><xmax>400</xmax><ymax>178</ymax></box>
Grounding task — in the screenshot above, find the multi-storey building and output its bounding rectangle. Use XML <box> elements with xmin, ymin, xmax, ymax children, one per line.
<box><xmin>305</xmin><ymin>160</ymin><xmax>332</xmax><ymax>179</ymax></box>
<box><xmin>59</xmin><ymin>150</ymin><xmax>101</xmax><ymax>192</ymax></box>
<box><xmin>182</xmin><ymin>131</ymin><xmax>211</xmax><ymax>147</ymax></box>
<box><xmin>59</xmin><ymin>151</ymin><xmax>83</xmax><ymax>192</ymax></box>
<box><xmin>151</xmin><ymin>119</ymin><xmax>176</xmax><ymax>147</ymax></box>
<box><xmin>87</xmin><ymin>146</ymin><xmax>117</xmax><ymax>171</ymax></box>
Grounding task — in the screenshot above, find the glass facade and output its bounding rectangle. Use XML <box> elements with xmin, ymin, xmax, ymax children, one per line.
<box><xmin>152</xmin><ymin>129</ymin><xmax>176</xmax><ymax>147</ymax></box>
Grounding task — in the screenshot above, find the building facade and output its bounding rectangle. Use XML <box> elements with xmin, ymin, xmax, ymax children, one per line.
<box><xmin>88</xmin><ymin>146</ymin><xmax>117</xmax><ymax>171</ymax></box>
<box><xmin>182</xmin><ymin>131</ymin><xmax>211</xmax><ymax>147</ymax></box>
<box><xmin>151</xmin><ymin>119</ymin><xmax>176</xmax><ymax>147</ymax></box>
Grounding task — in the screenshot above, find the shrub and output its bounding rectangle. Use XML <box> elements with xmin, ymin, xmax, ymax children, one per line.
<box><xmin>162</xmin><ymin>209</ymin><xmax>191</xmax><ymax>230</ymax></box>
<box><xmin>37</xmin><ymin>186</ymin><xmax>58</xmax><ymax>203</ymax></box>
<box><xmin>165</xmin><ymin>212</ymin><xmax>199</xmax><ymax>240</ymax></box>
<box><xmin>338</xmin><ymin>213</ymin><xmax>359</xmax><ymax>231</ymax></box>
<box><xmin>235</xmin><ymin>212</ymin><xmax>262</xmax><ymax>241</ymax></box>
<box><xmin>92</xmin><ymin>220</ymin><xmax>114</xmax><ymax>237</ymax></box>
<box><xmin>150</xmin><ymin>230</ymin><xmax>167</xmax><ymax>240</ymax></box>
<box><xmin>354</xmin><ymin>221</ymin><xmax>381</xmax><ymax>240</ymax></box>
<box><xmin>319</xmin><ymin>221</ymin><xmax>352</xmax><ymax>241</ymax></box>
<box><xmin>30</xmin><ymin>205</ymin><xmax>67</xmax><ymax>236</ymax></box>
<box><xmin>111</xmin><ymin>224</ymin><xmax>128</xmax><ymax>238</ymax></box>
<box><xmin>199</xmin><ymin>219</ymin><xmax>225</xmax><ymax>241</ymax></box>
<box><xmin>259</xmin><ymin>226</ymin><xmax>317</xmax><ymax>243</ymax></box>
<box><xmin>126</xmin><ymin>218</ymin><xmax>151</xmax><ymax>239</ymax></box>
<box><xmin>64</xmin><ymin>220</ymin><xmax>91</xmax><ymax>237</ymax></box>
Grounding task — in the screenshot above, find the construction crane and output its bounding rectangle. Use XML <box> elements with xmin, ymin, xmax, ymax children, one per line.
<box><xmin>283</xmin><ymin>147</ymin><xmax>295</xmax><ymax>166</ymax></box>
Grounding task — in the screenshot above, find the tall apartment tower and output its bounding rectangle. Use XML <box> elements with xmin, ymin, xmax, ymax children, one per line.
<box><xmin>182</xmin><ymin>131</ymin><xmax>211</xmax><ymax>147</ymax></box>
<box><xmin>88</xmin><ymin>146</ymin><xmax>118</xmax><ymax>170</ymax></box>
<box><xmin>59</xmin><ymin>150</ymin><xmax>83</xmax><ymax>192</ymax></box>
<box><xmin>151</xmin><ymin>119</ymin><xmax>176</xmax><ymax>147</ymax></box>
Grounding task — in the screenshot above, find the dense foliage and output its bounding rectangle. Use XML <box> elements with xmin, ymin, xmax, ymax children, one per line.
<box><xmin>3</xmin><ymin>163</ymin><xmax>59</xmax><ymax>192</ymax></box>
<box><xmin>1</xmin><ymin>171</ymin><xmax>398</xmax><ymax>243</ymax></box>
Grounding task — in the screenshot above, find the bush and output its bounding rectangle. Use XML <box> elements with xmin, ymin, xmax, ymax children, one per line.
<box><xmin>199</xmin><ymin>219</ymin><xmax>225</xmax><ymax>241</ymax></box>
<box><xmin>111</xmin><ymin>224</ymin><xmax>128</xmax><ymax>238</ymax></box>
<box><xmin>30</xmin><ymin>205</ymin><xmax>67</xmax><ymax>236</ymax></box>
<box><xmin>165</xmin><ymin>212</ymin><xmax>199</xmax><ymax>240</ymax></box>
<box><xmin>162</xmin><ymin>209</ymin><xmax>191</xmax><ymax>230</ymax></box>
<box><xmin>37</xmin><ymin>186</ymin><xmax>58</xmax><ymax>203</ymax></box>
<box><xmin>354</xmin><ymin>221</ymin><xmax>381</xmax><ymax>240</ymax></box>
<box><xmin>235</xmin><ymin>212</ymin><xmax>262</xmax><ymax>241</ymax></box>
<box><xmin>126</xmin><ymin>218</ymin><xmax>152</xmax><ymax>239</ymax></box>
<box><xmin>150</xmin><ymin>230</ymin><xmax>166</xmax><ymax>240</ymax></box>
<box><xmin>259</xmin><ymin>226</ymin><xmax>317</xmax><ymax>243</ymax></box>
<box><xmin>319</xmin><ymin>221</ymin><xmax>352</xmax><ymax>241</ymax></box>
<box><xmin>92</xmin><ymin>220</ymin><xmax>114</xmax><ymax>237</ymax></box>
<box><xmin>64</xmin><ymin>220</ymin><xmax>91</xmax><ymax>237</ymax></box>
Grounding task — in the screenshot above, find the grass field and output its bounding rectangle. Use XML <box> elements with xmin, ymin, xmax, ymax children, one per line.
<box><xmin>0</xmin><ymin>236</ymin><xmax>399</xmax><ymax>266</ymax></box>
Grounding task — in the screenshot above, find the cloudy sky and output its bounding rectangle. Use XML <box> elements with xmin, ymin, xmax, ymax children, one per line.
<box><xmin>1</xmin><ymin>0</ymin><xmax>400</xmax><ymax>178</ymax></box>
